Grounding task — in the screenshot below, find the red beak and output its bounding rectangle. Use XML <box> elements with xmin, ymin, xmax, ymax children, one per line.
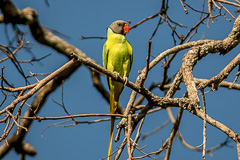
<box><xmin>123</xmin><ymin>24</ymin><xmax>129</xmax><ymax>34</ymax></box>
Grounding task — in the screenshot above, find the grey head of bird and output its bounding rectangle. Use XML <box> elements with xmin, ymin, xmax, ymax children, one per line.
<box><xmin>109</xmin><ymin>20</ymin><xmax>129</xmax><ymax>35</ymax></box>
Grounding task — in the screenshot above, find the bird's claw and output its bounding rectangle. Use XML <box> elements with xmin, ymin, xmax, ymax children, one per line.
<box><xmin>123</xmin><ymin>76</ymin><xmax>128</xmax><ymax>86</ymax></box>
<box><xmin>113</xmin><ymin>71</ymin><xmax>120</xmax><ymax>78</ymax></box>
<box><xmin>113</xmin><ymin>72</ymin><xmax>128</xmax><ymax>86</ymax></box>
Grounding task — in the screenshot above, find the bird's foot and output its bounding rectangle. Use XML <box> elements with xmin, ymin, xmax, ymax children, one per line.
<box><xmin>123</xmin><ymin>76</ymin><xmax>128</xmax><ymax>86</ymax></box>
<box><xmin>112</xmin><ymin>72</ymin><xmax>128</xmax><ymax>86</ymax></box>
<box><xmin>113</xmin><ymin>71</ymin><xmax>120</xmax><ymax>78</ymax></box>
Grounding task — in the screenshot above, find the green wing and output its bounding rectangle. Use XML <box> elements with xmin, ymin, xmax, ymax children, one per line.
<box><xmin>128</xmin><ymin>41</ymin><xmax>133</xmax><ymax>76</ymax></box>
<box><xmin>103</xmin><ymin>41</ymin><xmax>111</xmax><ymax>89</ymax></box>
<box><xmin>103</xmin><ymin>42</ymin><xmax>108</xmax><ymax>69</ymax></box>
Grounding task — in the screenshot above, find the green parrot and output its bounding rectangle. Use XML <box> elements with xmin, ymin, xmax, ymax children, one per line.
<box><xmin>103</xmin><ymin>20</ymin><xmax>133</xmax><ymax>160</ymax></box>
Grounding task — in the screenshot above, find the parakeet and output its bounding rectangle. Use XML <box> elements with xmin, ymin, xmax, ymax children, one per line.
<box><xmin>103</xmin><ymin>20</ymin><xmax>133</xmax><ymax>160</ymax></box>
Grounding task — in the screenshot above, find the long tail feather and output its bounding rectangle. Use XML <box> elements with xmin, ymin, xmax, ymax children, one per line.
<box><xmin>107</xmin><ymin>91</ymin><xmax>118</xmax><ymax>160</ymax></box>
<box><xmin>107</xmin><ymin>116</ymin><xmax>115</xmax><ymax>160</ymax></box>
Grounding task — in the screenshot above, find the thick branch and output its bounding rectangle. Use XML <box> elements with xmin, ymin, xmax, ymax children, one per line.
<box><xmin>0</xmin><ymin>0</ymin><xmax>86</xmax><ymax>59</ymax></box>
<box><xmin>181</xmin><ymin>14</ymin><xmax>240</xmax><ymax>105</ymax></box>
<box><xmin>198</xmin><ymin>53</ymin><xmax>240</xmax><ymax>90</ymax></box>
<box><xmin>0</xmin><ymin>59</ymin><xmax>77</xmax><ymax>115</ymax></box>
<box><xmin>0</xmin><ymin>59</ymin><xmax>79</xmax><ymax>158</ymax></box>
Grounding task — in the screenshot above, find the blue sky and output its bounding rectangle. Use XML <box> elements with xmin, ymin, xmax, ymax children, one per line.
<box><xmin>0</xmin><ymin>0</ymin><xmax>239</xmax><ymax>160</ymax></box>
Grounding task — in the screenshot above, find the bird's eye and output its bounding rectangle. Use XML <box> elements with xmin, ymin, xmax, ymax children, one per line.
<box><xmin>117</xmin><ymin>22</ymin><xmax>121</xmax><ymax>26</ymax></box>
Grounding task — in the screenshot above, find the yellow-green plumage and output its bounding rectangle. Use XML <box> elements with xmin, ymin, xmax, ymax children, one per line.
<box><xmin>103</xmin><ymin>22</ymin><xmax>132</xmax><ymax>160</ymax></box>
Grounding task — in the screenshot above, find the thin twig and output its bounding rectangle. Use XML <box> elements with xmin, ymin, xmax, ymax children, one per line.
<box><xmin>140</xmin><ymin>40</ymin><xmax>152</xmax><ymax>88</ymax></box>
<box><xmin>150</xmin><ymin>17</ymin><xmax>163</xmax><ymax>40</ymax></box>
<box><xmin>20</xmin><ymin>113</ymin><xmax>126</xmax><ymax>120</ymax></box>
<box><xmin>130</xmin><ymin>12</ymin><xmax>161</xmax><ymax>29</ymax></box>
<box><xmin>6</xmin><ymin>110</ymin><xmax>28</xmax><ymax>132</ymax></box>
<box><xmin>131</xmin><ymin>117</ymin><xmax>145</xmax><ymax>155</ymax></box>
<box><xmin>179</xmin><ymin>0</ymin><xmax>188</xmax><ymax>14</ymax></box>
<box><xmin>164</xmin><ymin>107</ymin><xmax>184</xmax><ymax>160</ymax></box>
<box><xmin>141</xmin><ymin>119</ymin><xmax>170</xmax><ymax>140</ymax></box>
<box><xmin>80</xmin><ymin>36</ymin><xmax>106</xmax><ymax>40</ymax></box>
<box><xmin>198</xmin><ymin>53</ymin><xmax>240</xmax><ymax>90</ymax></box>
<box><xmin>28</xmin><ymin>69</ymin><xmax>39</xmax><ymax>82</ymax></box>
<box><xmin>200</xmin><ymin>89</ymin><xmax>207</xmax><ymax>160</ymax></box>
<box><xmin>127</xmin><ymin>114</ymin><xmax>133</xmax><ymax>160</ymax></box>
<box><xmin>216</xmin><ymin>0</ymin><xmax>240</xmax><ymax>7</ymax></box>
<box><xmin>218</xmin><ymin>2</ymin><xmax>236</xmax><ymax>19</ymax></box>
